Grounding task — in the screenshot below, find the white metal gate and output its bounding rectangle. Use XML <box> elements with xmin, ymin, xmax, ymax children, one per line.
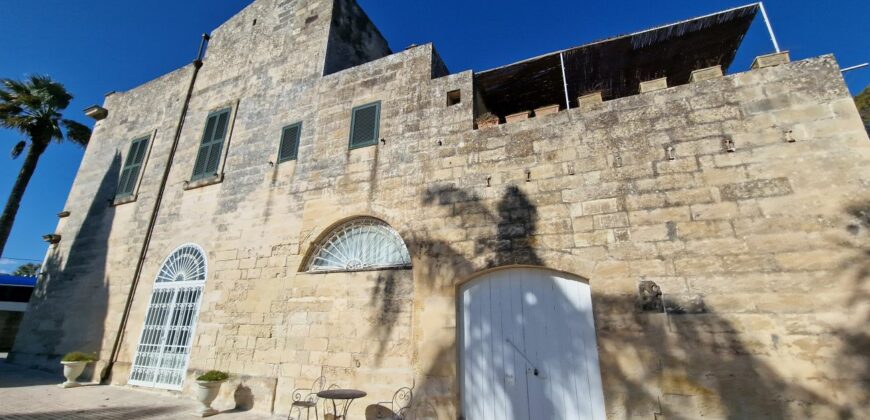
<box><xmin>129</xmin><ymin>244</ymin><xmax>207</xmax><ymax>390</ymax></box>
<box><xmin>459</xmin><ymin>268</ymin><xmax>606</xmax><ymax>420</ymax></box>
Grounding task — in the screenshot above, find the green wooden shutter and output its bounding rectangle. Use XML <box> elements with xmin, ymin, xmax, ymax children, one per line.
<box><xmin>192</xmin><ymin>108</ymin><xmax>231</xmax><ymax>181</ymax></box>
<box><xmin>349</xmin><ymin>102</ymin><xmax>380</xmax><ymax>149</ymax></box>
<box><xmin>278</xmin><ymin>122</ymin><xmax>301</xmax><ymax>163</ymax></box>
<box><xmin>116</xmin><ymin>136</ymin><xmax>149</xmax><ymax>198</ymax></box>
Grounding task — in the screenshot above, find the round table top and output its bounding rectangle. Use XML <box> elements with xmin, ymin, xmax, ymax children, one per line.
<box><xmin>317</xmin><ymin>389</ymin><xmax>367</xmax><ymax>400</ymax></box>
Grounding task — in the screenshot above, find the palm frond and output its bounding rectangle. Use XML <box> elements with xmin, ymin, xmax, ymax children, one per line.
<box><xmin>62</xmin><ymin>119</ymin><xmax>91</xmax><ymax>146</ymax></box>
<box><xmin>0</xmin><ymin>102</ymin><xmax>24</xmax><ymax>120</ymax></box>
<box><xmin>1</xmin><ymin>75</ymin><xmax>85</xmax><ymax>145</ymax></box>
<box><xmin>28</xmin><ymin>74</ymin><xmax>72</xmax><ymax>110</ymax></box>
<box><xmin>1</xmin><ymin>78</ymin><xmax>30</xmax><ymax>97</ymax></box>
<box><xmin>10</xmin><ymin>141</ymin><xmax>26</xmax><ymax>159</ymax></box>
<box><xmin>0</xmin><ymin>78</ymin><xmax>40</xmax><ymax>117</ymax></box>
<box><xmin>0</xmin><ymin>115</ymin><xmax>34</xmax><ymax>130</ymax></box>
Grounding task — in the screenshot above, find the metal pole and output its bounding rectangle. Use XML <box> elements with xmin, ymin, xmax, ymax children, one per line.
<box><xmin>841</xmin><ymin>63</ymin><xmax>869</xmax><ymax>73</ymax></box>
<box><xmin>758</xmin><ymin>2</ymin><xmax>781</xmax><ymax>53</ymax></box>
<box><xmin>559</xmin><ymin>52</ymin><xmax>571</xmax><ymax>110</ymax></box>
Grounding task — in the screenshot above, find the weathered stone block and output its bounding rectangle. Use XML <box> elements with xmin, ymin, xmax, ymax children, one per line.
<box><xmin>594</xmin><ymin>212</ymin><xmax>630</xmax><ymax>229</ymax></box>
<box><xmin>689</xmin><ymin>65</ymin><xmax>723</xmax><ymax>82</ymax></box>
<box><xmin>639</xmin><ymin>77</ymin><xmax>668</xmax><ymax>93</ymax></box>
<box><xmin>719</xmin><ymin>178</ymin><xmax>793</xmax><ymax>201</ymax></box>
<box><xmin>751</xmin><ymin>51</ymin><xmax>791</xmax><ymax>69</ymax></box>
<box><xmin>663</xmin><ymin>294</ymin><xmax>706</xmax><ymax>314</ymax></box>
<box><xmin>582</xmin><ymin>198</ymin><xmax>621</xmax><ymax>215</ymax></box>
<box><xmin>578</xmin><ymin>91</ymin><xmax>603</xmax><ymax>111</ymax></box>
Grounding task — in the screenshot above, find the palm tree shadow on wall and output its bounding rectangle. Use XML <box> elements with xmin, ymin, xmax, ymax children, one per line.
<box><xmin>367</xmin><ymin>183</ymin><xmax>863</xmax><ymax>419</ymax></box>
<box><xmin>9</xmin><ymin>154</ymin><xmax>119</xmax><ymax>383</ymax></box>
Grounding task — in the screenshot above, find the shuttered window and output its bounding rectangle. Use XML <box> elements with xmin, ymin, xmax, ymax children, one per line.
<box><xmin>116</xmin><ymin>136</ymin><xmax>150</xmax><ymax>198</ymax></box>
<box><xmin>191</xmin><ymin>108</ymin><xmax>231</xmax><ymax>181</ymax></box>
<box><xmin>278</xmin><ymin>122</ymin><xmax>302</xmax><ymax>163</ymax></box>
<box><xmin>349</xmin><ymin>101</ymin><xmax>380</xmax><ymax>149</ymax></box>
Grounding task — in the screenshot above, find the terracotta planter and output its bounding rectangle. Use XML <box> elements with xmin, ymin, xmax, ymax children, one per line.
<box><xmin>60</xmin><ymin>361</ymin><xmax>88</xmax><ymax>388</ymax></box>
<box><xmin>505</xmin><ymin>111</ymin><xmax>531</xmax><ymax>123</ymax></box>
<box><xmin>534</xmin><ymin>104</ymin><xmax>560</xmax><ymax>117</ymax></box>
<box><xmin>195</xmin><ymin>380</ymin><xmax>226</xmax><ymax>417</ymax></box>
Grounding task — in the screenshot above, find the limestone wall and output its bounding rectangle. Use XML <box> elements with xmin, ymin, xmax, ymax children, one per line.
<box><xmin>9</xmin><ymin>0</ymin><xmax>870</xmax><ymax>416</ymax></box>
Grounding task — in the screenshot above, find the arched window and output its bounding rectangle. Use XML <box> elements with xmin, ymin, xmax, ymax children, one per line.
<box><xmin>129</xmin><ymin>244</ymin><xmax>207</xmax><ymax>390</ymax></box>
<box><xmin>306</xmin><ymin>218</ymin><xmax>411</xmax><ymax>272</ymax></box>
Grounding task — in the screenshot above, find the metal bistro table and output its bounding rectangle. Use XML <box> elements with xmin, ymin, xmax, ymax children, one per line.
<box><xmin>317</xmin><ymin>388</ymin><xmax>367</xmax><ymax>419</ymax></box>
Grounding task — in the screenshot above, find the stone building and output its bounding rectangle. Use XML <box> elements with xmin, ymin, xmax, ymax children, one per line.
<box><xmin>9</xmin><ymin>0</ymin><xmax>870</xmax><ymax>418</ymax></box>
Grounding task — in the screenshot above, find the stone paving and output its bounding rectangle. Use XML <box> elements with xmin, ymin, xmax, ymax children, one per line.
<box><xmin>0</xmin><ymin>358</ymin><xmax>274</xmax><ymax>420</ymax></box>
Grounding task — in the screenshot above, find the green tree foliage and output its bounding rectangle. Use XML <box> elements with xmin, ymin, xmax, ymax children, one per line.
<box><xmin>855</xmin><ymin>85</ymin><xmax>870</xmax><ymax>126</ymax></box>
<box><xmin>12</xmin><ymin>262</ymin><xmax>40</xmax><ymax>276</ymax></box>
<box><xmin>0</xmin><ymin>75</ymin><xmax>91</xmax><ymax>257</ymax></box>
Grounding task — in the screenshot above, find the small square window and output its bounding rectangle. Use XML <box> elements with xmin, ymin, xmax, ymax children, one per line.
<box><xmin>447</xmin><ymin>89</ymin><xmax>461</xmax><ymax>106</ymax></box>
<box><xmin>349</xmin><ymin>101</ymin><xmax>381</xmax><ymax>149</ymax></box>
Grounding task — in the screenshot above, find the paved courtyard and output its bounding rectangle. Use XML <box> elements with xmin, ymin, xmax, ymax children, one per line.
<box><xmin>0</xmin><ymin>357</ymin><xmax>274</xmax><ymax>420</ymax></box>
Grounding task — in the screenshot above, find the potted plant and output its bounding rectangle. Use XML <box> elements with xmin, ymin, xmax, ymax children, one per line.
<box><xmin>59</xmin><ymin>351</ymin><xmax>97</xmax><ymax>388</ymax></box>
<box><xmin>476</xmin><ymin>112</ymin><xmax>500</xmax><ymax>129</ymax></box>
<box><xmin>195</xmin><ymin>370</ymin><xmax>229</xmax><ymax>417</ymax></box>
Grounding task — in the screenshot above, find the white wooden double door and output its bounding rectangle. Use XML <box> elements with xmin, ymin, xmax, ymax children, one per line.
<box><xmin>460</xmin><ymin>268</ymin><xmax>605</xmax><ymax>420</ymax></box>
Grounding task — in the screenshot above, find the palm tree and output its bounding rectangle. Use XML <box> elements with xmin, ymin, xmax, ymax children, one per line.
<box><xmin>13</xmin><ymin>262</ymin><xmax>40</xmax><ymax>276</ymax></box>
<box><xmin>0</xmin><ymin>75</ymin><xmax>91</xmax><ymax>257</ymax></box>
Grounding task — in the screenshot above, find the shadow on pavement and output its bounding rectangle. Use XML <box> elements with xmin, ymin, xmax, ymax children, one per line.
<box><xmin>2</xmin><ymin>406</ymin><xmax>186</xmax><ymax>419</ymax></box>
<box><xmin>0</xmin><ymin>359</ymin><xmax>61</xmax><ymax>388</ymax></box>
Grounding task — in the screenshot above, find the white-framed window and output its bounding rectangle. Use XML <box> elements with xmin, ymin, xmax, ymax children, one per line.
<box><xmin>306</xmin><ymin>217</ymin><xmax>411</xmax><ymax>272</ymax></box>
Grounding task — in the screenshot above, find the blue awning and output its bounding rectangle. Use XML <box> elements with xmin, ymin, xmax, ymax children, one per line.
<box><xmin>0</xmin><ymin>274</ymin><xmax>37</xmax><ymax>287</ymax></box>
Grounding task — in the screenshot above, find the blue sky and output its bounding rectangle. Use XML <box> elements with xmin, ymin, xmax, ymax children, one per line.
<box><xmin>0</xmin><ymin>0</ymin><xmax>867</xmax><ymax>273</ymax></box>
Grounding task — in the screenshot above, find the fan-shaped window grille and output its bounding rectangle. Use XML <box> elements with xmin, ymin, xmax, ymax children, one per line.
<box><xmin>155</xmin><ymin>244</ymin><xmax>207</xmax><ymax>283</ymax></box>
<box><xmin>129</xmin><ymin>244</ymin><xmax>207</xmax><ymax>390</ymax></box>
<box><xmin>307</xmin><ymin>218</ymin><xmax>411</xmax><ymax>272</ymax></box>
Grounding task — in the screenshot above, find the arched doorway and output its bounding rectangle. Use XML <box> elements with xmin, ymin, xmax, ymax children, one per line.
<box><xmin>459</xmin><ymin>267</ymin><xmax>605</xmax><ymax>419</ymax></box>
<box><xmin>128</xmin><ymin>244</ymin><xmax>207</xmax><ymax>390</ymax></box>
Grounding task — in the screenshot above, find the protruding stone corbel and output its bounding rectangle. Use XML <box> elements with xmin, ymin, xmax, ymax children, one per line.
<box><xmin>83</xmin><ymin>105</ymin><xmax>108</xmax><ymax>121</ymax></box>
